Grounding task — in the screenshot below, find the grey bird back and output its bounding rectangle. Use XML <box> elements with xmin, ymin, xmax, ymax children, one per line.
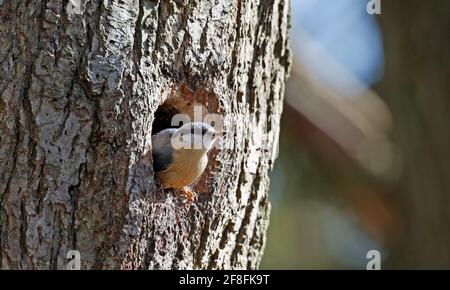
<box><xmin>152</xmin><ymin>128</ymin><xmax>176</xmax><ymax>173</ymax></box>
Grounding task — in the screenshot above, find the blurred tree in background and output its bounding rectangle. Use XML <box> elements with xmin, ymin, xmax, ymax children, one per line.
<box><xmin>376</xmin><ymin>0</ymin><xmax>450</xmax><ymax>268</ymax></box>
<box><xmin>262</xmin><ymin>0</ymin><xmax>450</xmax><ymax>269</ymax></box>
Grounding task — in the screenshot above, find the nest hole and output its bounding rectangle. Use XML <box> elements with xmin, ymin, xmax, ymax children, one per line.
<box><xmin>151</xmin><ymin>93</ymin><xmax>213</xmax><ymax>135</ymax></box>
<box><xmin>150</xmin><ymin>87</ymin><xmax>221</xmax><ymax>201</ymax></box>
<box><xmin>152</xmin><ymin>103</ymin><xmax>182</xmax><ymax>135</ymax></box>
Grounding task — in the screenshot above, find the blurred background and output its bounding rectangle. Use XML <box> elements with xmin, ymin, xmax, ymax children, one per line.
<box><xmin>262</xmin><ymin>0</ymin><xmax>450</xmax><ymax>269</ymax></box>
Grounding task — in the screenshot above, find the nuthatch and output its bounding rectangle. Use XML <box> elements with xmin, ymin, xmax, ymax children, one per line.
<box><xmin>152</xmin><ymin>122</ymin><xmax>217</xmax><ymax>199</ymax></box>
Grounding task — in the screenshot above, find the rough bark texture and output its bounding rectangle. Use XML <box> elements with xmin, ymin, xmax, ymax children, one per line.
<box><xmin>0</xmin><ymin>0</ymin><xmax>291</xmax><ymax>269</ymax></box>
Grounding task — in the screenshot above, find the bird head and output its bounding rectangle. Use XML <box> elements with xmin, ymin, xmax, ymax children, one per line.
<box><xmin>171</xmin><ymin>122</ymin><xmax>217</xmax><ymax>151</ymax></box>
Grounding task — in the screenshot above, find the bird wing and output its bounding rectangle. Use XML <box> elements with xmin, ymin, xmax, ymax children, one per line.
<box><xmin>152</xmin><ymin>129</ymin><xmax>176</xmax><ymax>173</ymax></box>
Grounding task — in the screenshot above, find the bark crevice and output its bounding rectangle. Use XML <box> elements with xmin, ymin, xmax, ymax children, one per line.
<box><xmin>0</xmin><ymin>0</ymin><xmax>290</xmax><ymax>269</ymax></box>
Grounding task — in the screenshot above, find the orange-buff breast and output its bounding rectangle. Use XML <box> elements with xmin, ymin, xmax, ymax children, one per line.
<box><xmin>156</xmin><ymin>149</ymin><xmax>208</xmax><ymax>189</ymax></box>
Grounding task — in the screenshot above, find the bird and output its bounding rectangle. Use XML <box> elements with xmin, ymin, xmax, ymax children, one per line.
<box><xmin>151</xmin><ymin>122</ymin><xmax>217</xmax><ymax>201</ymax></box>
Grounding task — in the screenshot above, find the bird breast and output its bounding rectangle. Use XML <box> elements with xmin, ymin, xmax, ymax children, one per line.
<box><xmin>156</xmin><ymin>149</ymin><xmax>209</xmax><ymax>189</ymax></box>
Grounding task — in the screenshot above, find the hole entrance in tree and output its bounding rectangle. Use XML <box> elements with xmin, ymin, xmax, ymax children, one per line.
<box><xmin>152</xmin><ymin>103</ymin><xmax>182</xmax><ymax>135</ymax></box>
<box><xmin>150</xmin><ymin>84</ymin><xmax>222</xmax><ymax>202</ymax></box>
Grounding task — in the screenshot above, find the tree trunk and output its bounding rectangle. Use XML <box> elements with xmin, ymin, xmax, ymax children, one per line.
<box><xmin>376</xmin><ymin>1</ymin><xmax>450</xmax><ymax>268</ymax></box>
<box><xmin>0</xmin><ymin>0</ymin><xmax>290</xmax><ymax>269</ymax></box>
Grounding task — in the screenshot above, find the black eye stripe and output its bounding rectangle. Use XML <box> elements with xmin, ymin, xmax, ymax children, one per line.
<box><xmin>188</xmin><ymin>127</ymin><xmax>202</xmax><ymax>135</ymax></box>
<box><xmin>189</xmin><ymin>126</ymin><xmax>210</xmax><ymax>134</ymax></box>
<box><xmin>182</xmin><ymin>124</ymin><xmax>212</xmax><ymax>135</ymax></box>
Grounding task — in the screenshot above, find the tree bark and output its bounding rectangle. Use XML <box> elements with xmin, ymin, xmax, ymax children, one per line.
<box><xmin>0</xmin><ymin>0</ymin><xmax>290</xmax><ymax>269</ymax></box>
